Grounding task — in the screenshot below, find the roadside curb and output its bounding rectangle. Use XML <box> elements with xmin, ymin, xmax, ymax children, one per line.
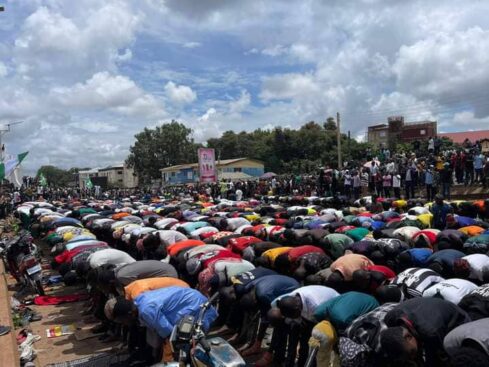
<box><xmin>0</xmin><ymin>260</ymin><xmax>20</xmax><ymax>367</ymax></box>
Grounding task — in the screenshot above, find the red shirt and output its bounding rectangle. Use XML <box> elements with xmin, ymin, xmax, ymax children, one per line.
<box><xmin>201</xmin><ymin>249</ymin><xmax>241</xmax><ymax>269</ymax></box>
<box><xmin>55</xmin><ymin>244</ymin><xmax>108</xmax><ymax>264</ymax></box>
<box><xmin>288</xmin><ymin>245</ymin><xmax>324</xmax><ymax>262</ymax></box>
<box><xmin>412</xmin><ymin>230</ymin><xmax>438</xmax><ymax>247</ymax></box>
<box><xmin>367</xmin><ymin>265</ymin><xmax>396</xmax><ymax>280</ymax></box>
<box><xmin>228</xmin><ymin>236</ymin><xmax>261</xmax><ymax>254</ymax></box>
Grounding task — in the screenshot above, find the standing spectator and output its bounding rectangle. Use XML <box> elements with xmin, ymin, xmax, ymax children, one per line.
<box><xmin>465</xmin><ymin>151</ymin><xmax>474</xmax><ymax>186</ymax></box>
<box><xmin>440</xmin><ymin>163</ymin><xmax>453</xmax><ymax>200</ymax></box>
<box><xmin>425</xmin><ymin>165</ymin><xmax>435</xmax><ymax>202</ymax></box>
<box><xmin>352</xmin><ymin>172</ymin><xmax>361</xmax><ymax>200</ymax></box>
<box><xmin>428</xmin><ymin>137</ymin><xmax>435</xmax><ymax>153</ymax></box>
<box><xmin>343</xmin><ymin>170</ymin><xmax>352</xmax><ymax>199</ymax></box>
<box><xmin>404</xmin><ymin>166</ymin><xmax>414</xmax><ymax>199</ymax></box>
<box><xmin>392</xmin><ymin>173</ymin><xmax>401</xmax><ymax>198</ymax></box>
<box><xmin>382</xmin><ymin>171</ymin><xmax>392</xmax><ymax>198</ymax></box>
<box><xmin>474</xmin><ymin>151</ymin><xmax>484</xmax><ymax>184</ymax></box>
<box><xmin>361</xmin><ymin>170</ymin><xmax>369</xmax><ymax>197</ymax></box>
<box><xmin>455</xmin><ymin>151</ymin><xmax>465</xmax><ymax>184</ymax></box>
<box><xmin>374</xmin><ymin>171</ymin><xmax>383</xmax><ymax>197</ymax></box>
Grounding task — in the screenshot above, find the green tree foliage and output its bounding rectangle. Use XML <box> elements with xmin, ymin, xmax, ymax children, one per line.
<box><xmin>207</xmin><ymin>121</ymin><xmax>368</xmax><ymax>173</ymax></box>
<box><xmin>37</xmin><ymin>166</ymin><xmax>76</xmax><ymax>186</ymax></box>
<box><xmin>323</xmin><ymin>117</ymin><xmax>337</xmax><ymax>131</ymax></box>
<box><xmin>126</xmin><ymin>120</ymin><xmax>200</xmax><ymax>183</ymax></box>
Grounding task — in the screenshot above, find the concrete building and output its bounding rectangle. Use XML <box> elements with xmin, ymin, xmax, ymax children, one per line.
<box><xmin>79</xmin><ymin>164</ymin><xmax>138</xmax><ymax>189</ymax></box>
<box><xmin>367</xmin><ymin>116</ymin><xmax>437</xmax><ymax>149</ymax></box>
<box><xmin>78</xmin><ymin>168</ymin><xmax>100</xmax><ymax>189</ymax></box>
<box><xmin>160</xmin><ymin>158</ymin><xmax>265</xmax><ymax>185</ymax></box>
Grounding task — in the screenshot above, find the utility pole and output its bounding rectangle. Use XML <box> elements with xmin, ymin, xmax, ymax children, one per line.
<box><xmin>336</xmin><ymin>112</ymin><xmax>342</xmax><ymax>168</ymax></box>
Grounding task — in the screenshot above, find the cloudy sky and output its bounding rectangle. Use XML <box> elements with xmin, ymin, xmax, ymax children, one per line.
<box><xmin>1</xmin><ymin>0</ymin><xmax>489</xmax><ymax>173</ymax></box>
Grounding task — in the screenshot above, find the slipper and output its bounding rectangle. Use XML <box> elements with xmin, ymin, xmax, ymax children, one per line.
<box><xmin>16</xmin><ymin>329</ymin><xmax>28</xmax><ymax>343</ymax></box>
<box><xmin>0</xmin><ymin>325</ymin><xmax>11</xmax><ymax>336</ymax></box>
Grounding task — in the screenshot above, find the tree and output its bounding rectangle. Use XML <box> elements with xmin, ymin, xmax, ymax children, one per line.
<box><xmin>323</xmin><ymin>117</ymin><xmax>337</xmax><ymax>131</ymax></box>
<box><xmin>126</xmin><ymin>120</ymin><xmax>200</xmax><ymax>183</ymax></box>
<box><xmin>37</xmin><ymin>166</ymin><xmax>74</xmax><ymax>187</ymax></box>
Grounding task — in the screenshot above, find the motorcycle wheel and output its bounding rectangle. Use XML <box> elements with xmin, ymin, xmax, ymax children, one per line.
<box><xmin>35</xmin><ymin>279</ymin><xmax>45</xmax><ymax>296</ymax></box>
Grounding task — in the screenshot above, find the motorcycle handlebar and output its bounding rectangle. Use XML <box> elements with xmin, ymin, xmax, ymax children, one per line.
<box><xmin>198</xmin><ymin>336</ymin><xmax>211</xmax><ymax>354</ymax></box>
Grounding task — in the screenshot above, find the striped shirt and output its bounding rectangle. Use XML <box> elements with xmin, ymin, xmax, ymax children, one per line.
<box><xmin>391</xmin><ymin>268</ymin><xmax>445</xmax><ymax>298</ymax></box>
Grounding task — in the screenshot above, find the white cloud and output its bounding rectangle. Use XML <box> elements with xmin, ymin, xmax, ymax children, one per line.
<box><xmin>14</xmin><ymin>3</ymin><xmax>140</xmax><ymax>79</ymax></box>
<box><xmin>182</xmin><ymin>41</ymin><xmax>201</xmax><ymax>48</ymax></box>
<box><xmin>260</xmin><ymin>73</ymin><xmax>320</xmax><ymax>101</ymax></box>
<box><xmin>164</xmin><ymin>81</ymin><xmax>197</xmax><ymax>105</ymax></box>
<box><xmin>51</xmin><ymin>71</ymin><xmax>165</xmax><ymax>117</ymax></box>
<box><xmin>0</xmin><ymin>62</ymin><xmax>8</xmax><ymax>78</ymax></box>
<box><xmin>229</xmin><ymin>90</ymin><xmax>251</xmax><ymax>114</ymax></box>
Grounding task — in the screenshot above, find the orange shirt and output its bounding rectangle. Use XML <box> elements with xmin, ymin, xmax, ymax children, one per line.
<box><xmin>124</xmin><ymin>277</ymin><xmax>189</xmax><ymax>301</ymax></box>
<box><xmin>330</xmin><ymin>254</ymin><xmax>374</xmax><ymax>281</ymax></box>
<box><xmin>459</xmin><ymin>226</ymin><xmax>485</xmax><ymax>237</ymax></box>
<box><xmin>167</xmin><ymin>240</ymin><xmax>205</xmax><ymax>257</ymax></box>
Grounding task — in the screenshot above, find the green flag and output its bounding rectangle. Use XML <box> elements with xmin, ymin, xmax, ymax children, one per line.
<box><xmin>0</xmin><ymin>151</ymin><xmax>28</xmax><ymax>180</ymax></box>
<box><xmin>85</xmin><ymin>177</ymin><xmax>94</xmax><ymax>189</ymax></box>
<box><xmin>39</xmin><ymin>172</ymin><xmax>48</xmax><ymax>187</ymax></box>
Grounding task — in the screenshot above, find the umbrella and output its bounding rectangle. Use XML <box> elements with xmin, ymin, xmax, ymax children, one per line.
<box><xmin>260</xmin><ymin>172</ymin><xmax>277</xmax><ymax>179</ymax></box>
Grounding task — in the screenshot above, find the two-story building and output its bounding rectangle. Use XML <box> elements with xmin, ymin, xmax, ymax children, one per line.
<box><xmin>79</xmin><ymin>164</ymin><xmax>138</xmax><ymax>189</ymax></box>
<box><xmin>160</xmin><ymin>158</ymin><xmax>264</xmax><ymax>185</ymax></box>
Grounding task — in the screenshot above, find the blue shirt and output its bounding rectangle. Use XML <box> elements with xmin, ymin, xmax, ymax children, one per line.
<box><xmin>405</xmin><ymin>248</ymin><xmax>433</xmax><ymax>266</ymax></box>
<box><xmin>246</xmin><ymin>275</ymin><xmax>300</xmax><ymax>314</ymax></box>
<box><xmin>474</xmin><ymin>155</ymin><xmax>484</xmax><ymax>169</ymax></box>
<box><xmin>427</xmin><ymin>249</ymin><xmax>465</xmax><ymax>268</ymax></box>
<box><xmin>135</xmin><ymin>286</ymin><xmax>217</xmax><ymax>339</ymax></box>
<box><xmin>425</xmin><ymin>171</ymin><xmax>434</xmax><ymax>185</ymax></box>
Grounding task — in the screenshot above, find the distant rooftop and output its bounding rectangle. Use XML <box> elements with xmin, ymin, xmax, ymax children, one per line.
<box><xmin>439</xmin><ymin>130</ymin><xmax>489</xmax><ymax>144</ymax></box>
<box><xmin>160</xmin><ymin>158</ymin><xmax>264</xmax><ymax>172</ymax></box>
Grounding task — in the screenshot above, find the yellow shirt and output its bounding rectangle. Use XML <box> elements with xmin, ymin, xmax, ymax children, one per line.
<box><xmin>124</xmin><ymin>277</ymin><xmax>189</xmax><ymax>301</ymax></box>
<box><xmin>417</xmin><ymin>213</ymin><xmax>433</xmax><ymax>228</ymax></box>
<box><xmin>262</xmin><ymin>247</ymin><xmax>293</xmax><ymax>264</ymax></box>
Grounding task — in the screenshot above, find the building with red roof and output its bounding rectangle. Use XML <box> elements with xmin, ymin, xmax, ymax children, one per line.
<box><xmin>438</xmin><ymin>130</ymin><xmax>489</xmax><ymax>144</ymax></box>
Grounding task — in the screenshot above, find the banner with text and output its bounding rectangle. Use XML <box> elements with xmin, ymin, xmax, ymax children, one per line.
<box><xmin>198</xmin><ymin>148</ymin><xmax>217</xmax><ymax>183</ymax></box>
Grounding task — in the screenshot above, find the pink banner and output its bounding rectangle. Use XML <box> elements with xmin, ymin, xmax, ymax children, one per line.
<box><xmin>198</xmin><ymin>148</ymin><xmax>217</xmax><ymax>183</ymax></box>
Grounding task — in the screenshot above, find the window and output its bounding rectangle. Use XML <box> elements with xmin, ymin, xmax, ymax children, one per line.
<box><xmin>171</xmin><ymin>172</ymin><xmax>176</xmax><ymax>177</ymax></box>
<box><xmin>117</xmin><ymin>170</ymin><xmax>123</xmax><ymax>175</ymax></box>
<box><xmin>234</xmin><ymin>167</ymin><xmax>242</xmax><ymax>172</ymax></box>
<box><xmin>187</xmin><ymin>171</ymin><xmax>193</xmax><ymax>179</ymax></box>
<box><xmin>420</xmin><ymin>129</ymin><xmax>426</xmax><ymax>135</ymax></box>
<box><xmin>379</xmin><ymin>131</ymin><xmax>386</xmax><ymax>137</ymax></box>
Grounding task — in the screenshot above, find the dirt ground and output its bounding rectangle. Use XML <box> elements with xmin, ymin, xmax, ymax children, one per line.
<box><xmin>7</xmin><ymin>240</ymin><xmax>262</xmax><ymax>367</ymax></box>
<box><xmin>7</xmin><ymin>243</ymin><xmax>120</xmax><ymax>367</ymax></box>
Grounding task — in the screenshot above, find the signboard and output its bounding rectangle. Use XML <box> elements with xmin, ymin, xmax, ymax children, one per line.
<box><xmin>198</xmin><ymin>148</ymin><xmax>217</xmax><ymax>183</ymax></box>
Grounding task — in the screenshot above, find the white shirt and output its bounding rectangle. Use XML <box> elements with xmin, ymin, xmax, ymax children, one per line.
<box><xmin>464</xmin><ymin>254</ymin><xmax>489</xmax><ymax>282</ymax></box>
<box><xmin>423</xmin><ymin>278</ymin><xmax>478</xmax><ymax>305</ymax></box>
<box><xmin>88</xmin><ymin>249</ymin><xmax>136</xmax><ymax>269</ymax></box>
<box><xmin>392</xmin><ymin>175</ymin><xmax>401</xmax><ymax>188</ymax></box>
<box><xmin>190</xmin><ymin>226</ymin><xmax>219</xmax><ymax>239</ymax></box>
<box><xmin>154</xmin><ymin>218</ymin><xmax>178</xmax><ymax>230</ymax></box>
<box><xmin>227</xmin><ymin>217</ymin><xmax>251</xmax><ymax>231</ymax></box>
<box><xmin>235</xmin><ymin>189</ymin><xmax>243</xmax><ymax>201</ymax></box>
<box><xmin>271</xmin><ymin>285</ymin><xmax>339</xmax><ymax>322</ymax></box>
<box><xmin>156</xmin><ymin>230</ymin><xmax>188</xmax><ymax>245</ymax></box>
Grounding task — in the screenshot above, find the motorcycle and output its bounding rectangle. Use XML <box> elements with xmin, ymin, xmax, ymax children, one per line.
<box><xmin>166</xmin><ymin>292</ymin><xmax>246</xmax><ymax>367</ymax></box>
<box><xmin>1</xmin><ymin>231</ymin><xmax>44</xmax><ymax>296</ymax></box>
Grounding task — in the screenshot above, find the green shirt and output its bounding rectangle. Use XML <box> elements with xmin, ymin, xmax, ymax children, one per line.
<box><xmin>345</xmin><ymin>227</ymin><xmax>370</xmax><ymax>242</ymax></box>
<box><xmin>314</xmin><ymin>291</ymin><xmax>379</xmax><ymax>330</ymax></box>
<box><xmin>324</xmin><ymin>234</ymin><xmax>354</xmax><ymax>259</ymax></box>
